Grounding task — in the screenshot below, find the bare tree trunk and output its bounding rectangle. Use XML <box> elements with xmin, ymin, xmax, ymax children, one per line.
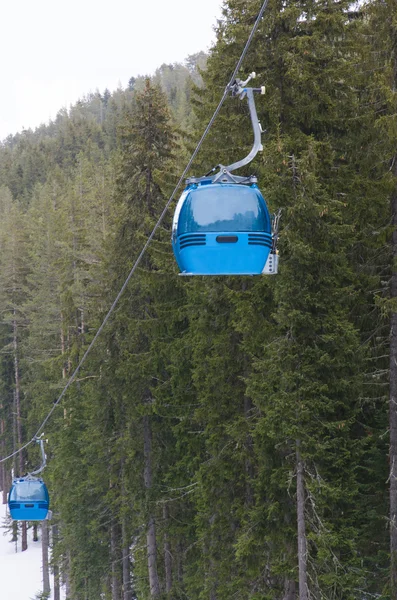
<box><xmin>52</xmin><ymin>525</ymin><xmax>61</xmax><ymax>600</ymax></box>
<box><xmin>79</xmin><ymin>307</ymin><xmax>85</xmax><ymax>342</ymax></box>
<box><xmin>11</xmin><ymin>391</ymin><xmax>18</xmax><ymax>544</ymax></box>
<box><xmin>122</xmin><ymin>515</ymin><xmax>132</xmax><ymax>600</ymax></box>
<box><xmin>20</xmin><ymin>522</ymin><xmax>27</xmax><ymax>553</ymax></box>
<box><xmin>143</xmin><ymin>414</ymin><xmax>161</xmax><ymax>597</ymax></box>
<box><xmin>13</xmin><ymin>313</ymin><xmax>28</xmax><ymax>553</ymax></box>
<box><xmin>163</xmin><ymin>504</ymin><xmax>172</xmax><ymax>594</ymax></box>
<box><xmin>33</xmin><ymin>523</ymin><xmax>38</xmax><ymax>542</ymax></box>
<box><xmin>12</xmin><ymin>521</ymin><xmax>18</xmax><ymax>544</ymax></box>
<box><xmin>64</xmin><ymin>550</ymin><xmax>72</xmax><ymax>599</ymax></box>
<box><xmin>120</xmin><ymin>460</ymin><xmax>132</xmax><ymax>600</ymax></box>
<box><xmin>2</xmin><ymin>469</ymin><xmax>9</xmax><ymax>504</ymax></box>
<box><xmin>13</xmin><ymin>314</ymin><xmax>23</xmax><ymax>477</ymax></box>
<box><xmin>111</xmin><ymin>521</ymin><xmax>120</xmax><ymax>600</ymax></box>
<box><xmin>42</xmin><ymin>520</ymin><xmax>51</xmax><ymax>596</ymax></box>
<box><xmin>61</xmin><ymin>310</ymin><xmax>72</xmax><ymax>596</ymax></box>
<box><xmin>176</xmin><ymin>541</ymin><xmax>183</xmax><ymax>585</ymax></box>
<box><xmin>60</xmin><ymin>316</ymin><xmax>71</xmax><ymax>423</ymax></box>
<box><xmin>0</xmin><ymin>412</ymin><xmax>6</xmax><ymax>503</ymax></box>
<box><xmin>147</xmin><ymin>516</ymin><xmax>160</xmax><ymax>596</ymax></box>
<box><xmin>390</xmin><ymin>164</ymin><xmax>397</xmax><ymax>595</ymax></box>
<box><xmin>53</xmin><ymin>563</ymin><xmax>60</xmax><ymax>600</ymax></box>
<box><xmin>296</xmin><ymin>442</ymin><xmax>308</xmax><ymax>600</ymax></box>
<box><xmin>283</xmin><ymin>578</ymin><xmax>296</xmax><ymax>600</ymax></box>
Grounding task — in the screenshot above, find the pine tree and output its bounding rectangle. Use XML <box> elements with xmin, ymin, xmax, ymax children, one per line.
<box><xmin>62</xmin><ymin>78</ymin><xmax>181</xmax><ymax>599</ymax></box>
<box><xmin>181</xmin><ymin>0</ymin><xmax>387</xmax><ymax>596</ymax></box>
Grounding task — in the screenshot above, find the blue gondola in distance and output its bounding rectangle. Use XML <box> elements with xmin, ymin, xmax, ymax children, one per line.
<box><xmin>8</xmin><ymin>477</ymin><xmax>50</xmax><ymax>521</ymax></box>
<box><xmin>8</xmin><ymin>436</ymin><xmax>50</xmax><ymax>521</ymax></box>
<box><xmin>172</xmin><ymin>73</ymin><xmax>280</xmax><ymax>276</ymax></box>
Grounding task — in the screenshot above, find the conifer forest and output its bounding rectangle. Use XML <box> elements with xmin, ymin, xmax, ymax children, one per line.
<box><xmin>3</xmin><ymin>0</ymin><xmax>397</xmax><ymax>598</ymax></box>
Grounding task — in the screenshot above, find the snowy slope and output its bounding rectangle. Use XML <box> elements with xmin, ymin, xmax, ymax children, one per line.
<box><xmin>0</xmin><ymin>501</ymin><xmax>64</xmax><ymax>600</ymax></box>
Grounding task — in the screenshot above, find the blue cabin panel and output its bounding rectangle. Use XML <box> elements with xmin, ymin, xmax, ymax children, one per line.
<box><xmin>172</xmin><ymin>182</ymin><xmax>272</xmax><ymax>275</ymax></box>
<box><xmin>177</xmin><ymin>231</ymin><xmax>271</xmax><ymax>275</ymax></box>
<box><xmin>8</xmin><ymin>478</ymin><xmax>49</xmax><ymax>521</ymax></box>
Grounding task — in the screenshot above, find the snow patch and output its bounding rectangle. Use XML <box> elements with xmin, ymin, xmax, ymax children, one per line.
<box><xmin>0</xmin><ymin>500</ymin><xmax>64</xmax><ymax>600</ymax></box>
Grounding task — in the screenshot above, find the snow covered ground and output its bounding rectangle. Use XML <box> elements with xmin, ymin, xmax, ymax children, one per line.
<box><xmin>0</xmin><ymin>500</ymin><xmax>65</xmax><ymax>600</ymax></box>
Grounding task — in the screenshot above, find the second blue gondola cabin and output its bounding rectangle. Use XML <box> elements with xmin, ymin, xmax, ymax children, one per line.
<box><xmin>8</xmin><ymin>477</ymin><xmax>50</xmax><ymax>521</ymax></box>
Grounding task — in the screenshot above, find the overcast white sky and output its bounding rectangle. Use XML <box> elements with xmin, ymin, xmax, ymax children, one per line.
<box><xmin>0</xmin><ymin>0</ymin><xmax>222</xmax><ymax>141</ymax></box>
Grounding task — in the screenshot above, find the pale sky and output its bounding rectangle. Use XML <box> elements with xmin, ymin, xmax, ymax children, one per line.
<box><xmin>0</xmin><ymin>0</ymin><xmax>222</xmax><ymax>141</ymax></box>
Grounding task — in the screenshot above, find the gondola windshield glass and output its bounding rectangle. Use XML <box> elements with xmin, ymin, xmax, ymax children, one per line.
<box><xmin>177</xmin><ymin>186</ymin><xmax>270</xmax><ymax>233</ymax></box>
<box><xmin>9</xmin><ymin>480</ymin><xmax>48</xmax><ymax>502</ymax></box>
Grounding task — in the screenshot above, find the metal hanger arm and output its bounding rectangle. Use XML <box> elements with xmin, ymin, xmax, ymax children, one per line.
<box><xmin>29</xmin><ymin>438</ymin><xmax>47</xmax><ymax>476</ymax></box>
<box><xmin>225</xmin><ymin>78</ymin><xmax>265</xmax><ymax>173</ymax></box>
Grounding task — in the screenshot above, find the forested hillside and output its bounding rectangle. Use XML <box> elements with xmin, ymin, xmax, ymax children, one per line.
<box><xmin>0</xmin><ymin>1</ymin><xmax>396</xmax><ymax>599</ymax></box>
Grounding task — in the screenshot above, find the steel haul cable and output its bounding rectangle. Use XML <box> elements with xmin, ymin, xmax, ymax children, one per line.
<box><xmin>0</xmin><ymin>0</ymin><xmax>270</xmax><ymax>465</ymax></box>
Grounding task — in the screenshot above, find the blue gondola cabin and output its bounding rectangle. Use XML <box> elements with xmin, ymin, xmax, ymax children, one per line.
<box><xmin>172</xmin><ymin>180</ymin><xmax>273</xmax><ymax>276</ymax></box>
<box><xmin>8</xmin><ymin>477</ymin><xmax>50</xmax><ymax>521</ymax></box>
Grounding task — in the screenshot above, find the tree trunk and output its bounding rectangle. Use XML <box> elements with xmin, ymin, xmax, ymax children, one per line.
<box><xmin>2</xmin><ymin>468</ymin><xmax>9</xmax><ymax>504</ymax></box>
<box><xmin>163</xmin><ymin>504</ymin><xmax>172</xmax><ymax>594</ymax></box>
<box><xmin>13</xmin><ymin>313</ymin><xmax>23</xmax><ymax>477</ymax></box>
<box><xmin>42</xmin><ymin>520</ymin><xmax>51</xmax><ymax>596</ymax></box>
<box><xmin>209</xmin><ymin>562</ymin><xmax>217</xmax><ymax>600</ymax></box>
<box><xmin>283</xmin><ymin>578</ymin><xmax>297</xmax><ymax>600</ymax></box>
<box><xmin>1</xmin><ymin>414</ymin><xmax>7</xmax><ymax>504</ymax></box>
<box><xmin>111</xmin><ymin>521</ymin><xmax>120</xmax><ymax>600</ymax></box>
<box><xmin>13</xmin><ymin>313</ymin><xmax>27</xmax><ymax>552</ymax></box>
<box><xmin>52</xmin><ymin>525</ymin><xmax>61</xmax><ymax>600</ymax></box>
<box><xmin>143</xmin><ymin>415</ymin><xmax>161</xmax><ymax>597</ymax></box>
<box><xmin>12</xmin><ymin>521</ymin><xmax>18</xmax><ymax>544</ymax></box>
<box><xmin>208</xmin><ymin>514</ymin><xmax>218</xmax><ymax>600</ymax></box>
<box><xmin>176</xmin><ymin>541</ymin><xmax>183</xmax><ymax>585</ymax></box>
<box><xmin>33</xmin><ymin>523</ymin><xmax>38</xmax><ymax>542</ymax></box>
<box><xmin>390</xmin><ymin>161</ymin><xmax>397</xmax><ymax>595</ymax></box>
<box><xmin>65</xmin><ymin>551</ymin><xmax>72</xmax><ymax>599</ymax></box>
<box><xmin>147</xmin><ymin>516</ymin><xmax>161</xmax><ymax>597</ymax></box>
<box><xmin>21</xmin><ymin>522</ymin><xmax>27</xmax><ymax>553</ymax></box>
<box><xmin>122</xmin><ymin>515</ymin><xmax>132</xmax><ymax>600</ymax></box>
<box><xmin>11</xmin><ymin>391</ymin><xmax>18</xmax><ymax>544</ymax></box>
<box><xmin>60</xmin><ymin>315</ymin><xmax>70</xmax><ymax>422</ymax></box>
<box><xmin>296</xmin><ymin>442</ymin><xmax>308</xmax><ymax>600</ymax></box>
<box><xmin>53</xmin><ymin>562</ymin><xmax>60</xmax><ymax>600</ymax></box>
